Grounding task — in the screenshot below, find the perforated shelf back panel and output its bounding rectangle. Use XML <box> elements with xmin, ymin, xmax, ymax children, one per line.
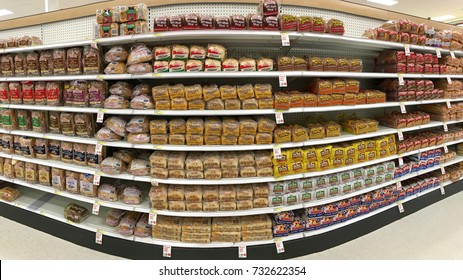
<box><xmin>0</xmin><ymin>25</ymin><xmax>42</xmax><ymax>40</ymax></box>
<box><xmin>42</xmin><ymin>16</ymin><xmax>95</xmax><ymax>45</ymax></box>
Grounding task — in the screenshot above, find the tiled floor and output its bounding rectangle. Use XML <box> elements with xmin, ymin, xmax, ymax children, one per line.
<box><xmin>2</xmin><ymin>190</ymin><xmax>463</xmax><ymax>260</ymax></box>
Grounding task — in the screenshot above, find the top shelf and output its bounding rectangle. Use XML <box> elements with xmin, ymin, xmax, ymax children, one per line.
<box><xmin>1</xmin><ymin>31</ymin><xmax>462</xmax><ymax>56</ymax></box>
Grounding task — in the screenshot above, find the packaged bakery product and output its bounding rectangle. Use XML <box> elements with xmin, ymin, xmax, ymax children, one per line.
<box><xmin>254</xmin><ymin>84</ymin><xmax>272</xmax><ymax>100</ymax></box>
<box><xmin>291</xmin><ymin>124</ymin><xmax>309</xmax><ymax>142</ymax></box>
<box><xmin>153</xmin><ymin>46</ymin><xmax>171</xmax><ymax>61</ymax></box>
<box><xmin>52</xmin><ymin>49</ymin><xmax>67</xmax><ymax>75</ymax></box>
<box><xmin>66</xmin><ymin>48</ymin><xmax>83</xmax><ymax>75</ymax></box>
<box><xmin>64</xmin><ymin>203</ymin><xmax>89</xmax><ymax>223</ymax></box>
<box><xmin>168</xmin><ymin>151</ymin><xmax>187</xmax><ymax>170</ymax></box>
<box><xmin>86</xmin><ymin>81</ymin><xmax>106</xmax><ymax>108</ymax></box>
<box><xmin>104</xmin><ymin>61</ymin><xmax>126</xmax><ymax>74</ymax></box>
<box><xmin>13</xmin><ymin>53</ymin><xmax>27</xmax><ymax>77</ymax></box>
<box><xmin>168</xmin><ymin>14</ymin><xmax>183</xmax><ymax>31</ymax></box>
<box><xmin>120</xmin><ymin>185</ymin><xmax>142</xmax><ymax>204</ymax></box>
<box><xmin>45</xmin><ymin>81</ymin><xmax>63</xmax><ymax>106</ymax></box>
<box><xmin>127</xmin><ymin>158</ymin><xmax>150</xmax><ymax>176</ymax></box>
<box><xmin>16</xmin><ymin>110</ymin><xmax>31</xmax><ymax>131</ymax></box>
<box><xmin>221</xmin><ymin>152</ymin><xmax>239</xmax><ymax>169</ymax></box>
<box><xmin>206</xmin><ymin>44</ymin><xmax>227</xmax><ymax>61</ymax></box>
<box><xmin>327</xmin><ymin>19</ymin><xmax>345</xmax><ymax>35</ymax></box>
<box><xmin>186</xmin><ymin>134</ymin><xmax>204</xmax><ymax>145</ymax></box>
<box><xmin>0</xmin><ymin>82</ymin><xmax>9</xmax><ymax>104</ymax></box>
<box><xmin>38</xmin><ymin>51</ymin><xmax>53</xmax><ymax>76</ymax></box>
<box><xmin>82</xmin><ymin>46</ymin><xmax>101</xmax><ymax>74</ymax></box>
<box><xmin>60</xmin><ymin>141</ymin><xmax>74</xmax><ymax>163</ymax></box>
<box><xmin>104</xmin><ymin>116</ymin><xmax>127</xmax><ymax>137</ymax></box>
<box><xmin>134</xmin><ymin>213</ymin><xmax>151</xmax><ymax>238</ymax></box>
<box><xmin>185</xmin><ymin>153</ymin><xmax>204</xmax><ymax>171</ymax></box>
<box><xmin>95</xmin><ymin>127</ymin><xmax>122</xmax><ymax>141</ymax></box>
<box><xmin>1</xmin><ymin>54</ymin><xmax>14</xmax><ymax>76</ymax></box>
<box><xmin>13</xmin><ymin>161</ymin><xmax>25</xmax><ymax>180</ymax></box>
<box><xmin>255</xmin><ymin>150</ymin><xmax>273</xmax><ymax>168</ymax></box>
<box><xmin>31</xmin><ymin>111</ymin><xmax>47</xmax><ymax>133</ymax></box>
<box><xmin>185</xmin><ymin>84</ymin><xmax>203</xmax><ymax>101</ymax></box>
<box><xmin>104</xmin><ymin>94</ymin><xmax>129</xmax><ymax>109</ymax></box>
<box><xmin>205</xmin><ymin>98</ymin><xmax>224</xmax><ymax>110</ymax></box>
<box><xmin>48</xmin><ymin>140</ymin><xmax>61</xmax><ymax>160</ymax></box>
<box><xmin>98</xmin><ymin>184</ymin><xmax>119</xmax><ymax>202</ymax></box>
<box><xmin>218</xmin><ymin>85</ymin><xmax>236</xmax><ymax>100</ymax></box>
<box><xmin>203</xmin><ymin>135</ymin><xmax>220</xmax><ymax>145</ymax></box>
<box><xmin>87</xmin><ymin>145</ymin><xmax>103</xmax><ymax>168</ymax></box>
<box><xmin>202</xmin><ymin>152</ymin><xmax>220</xmax><ymax>169</ymax></box>
<box><xmin>106</xmin><ymin>209</ymin><xmax>126</xmax><ymax>227</ymax></box>
<box><xmin>263</xmin><ymin>16</ymin><xmax>279</xmax><ymax>30</ymax></box>
<box><xmin>185</xmin><ymin>59</ymin><xmax>203</xmax><ymax>72</ymax></box>
<box><xmin>109</xmin><ymin>81</ymin><xmax>132</xmax><ymax>99</ymax></box>
<box><xmin>239</xmin><ymin>57</ymin><xmax>256</xmax><ymax>71</ymax></box>
<box><xmin>131</xmin><ymin>83</ymin><xmax>151</xmax><ymax>98</ymax></box>
<box><xmin>127</xmin><ymin>132</ymin><xmax>150</xmax><ymax>144</ymax></box>
<box><xmin>79</xmin><ymin>173</ymin><xmax>97</xmax><ymax>197</ymax></box>
<box><xmin>34</xmin><ymin>138</ymin><xmax>49</xmax><ymax>159</ymax></box>
<box><xmin>1</xmin><ymin>109</ymin><xmax>17</xmax><ymax>130</ymax></box>
<box><xmin>221</xmin><ymin>117</ymin><xmax>239</xmax><ymax>136</ymax></box>
<box><xmin>127</xmin><ymin>44</ymin><xmax>152</xmax><ymax>65</ymax></box>
<box><xmin>8</xmin><ymin>82</ymin><xmax>21</xmax><ymax>104</ymax></box>
<box><xmin>225</xmin><ymin>99</ymin><xmax>241</xmax><ymax>110</ymax></box>
<box><xmin>204</xmin><ymin>58</ymin><xmax>221</xmax><ymax>71</ymax></box>
<box><xmin>24</xmin><ymin>162</ymin><xmax>37</xmax><ymax>184</ymax></box>
<box><xmin>169</xmin><ymin>60</ymin><xmax>185</xmax><ymax>72</ymax></box>
<box><xmin>204</xmin><ymin>169</ymin><xmax>222</xmax><ymax>180</ymax></box>
<box><xmin>118</xmin><ymin>212</ymin><xmax>140</xmax><ymax>236</ymax></box>
<box><xmin>130</xmin><ymin>95</ymin><xmax>154</xmax><ymax>109</ymax></box>
<box><xmin>100</xmin><ymin>157</ymin><xmax>126</xmax><ymax>174</ymax></box>
<box><xmin>169</xmin><ymin>118</ymin><xmax>186</xmax><ymax>134</ymax></box>
<box><xmin>2</xmin><ymin>159</ymin><xmax>13</xmax><ymax>178</ymax></box>
<box><xmin>222</xmin><ymin>58</ymin><xmax>239</xmax><ymax>72</ymax></box>
<box><xmin>240</xmin><ymin>98</ymin><xmax>257</xmax><ymax>109</ymax></box>
<box><xmin>149</xmin><ymin>119</ymin><xmax>167</xmax><ymax>135</ymax></box>
<box><xmin>38</xmin><ymin>165</ymin><xmax>51</xmax><ymax>186</ymax></box>
<box><xmin>20</xmin><ymin>137</ymin><xmax>35</xmax><ymax>158</ymax></box>
<box><xmin>126</xmin><ymin>116</ymin><xmax>149</xmax><ymax>133</ymax></box>
<box><xmin>113</xmin><ymin>150</ymin><xmax>136</xmax><ymax>164</ymax></box>
<box><xmin>65</xmin><ymin>171</ymin><xmax>80</xmax><ymax>194</ymax></box>
<box><xmin>172</xmin><ymin>45</ymin><xmax>189</xmax><ymax>60</ymax></box>
<box><xmin>58</xmin><ymin>112</ymin><xmax>75</xmax><ymax>136</ymax></box>
<box><xmin>73</xmin><ymin>143</ymin><xmax>87</xmax><ymax>166</ymax></box>
<box><xmin>25</xmin><ymin>52</ymin><xmax>40</xmax><ymax>76</ymax></box>
<box><xmin>186</xmin><ymin>117</ymin><xmax>204</xmax><ymax>134</ymax></box>
<box><xmin>21</xmin><ymin>81</ymin><xmax>34</xmax><ymax>105</ymax></box>
<box><xmin>127</xmin><ymin>62</ymin><xmax>153</xmax><ymax>74</ymax></box>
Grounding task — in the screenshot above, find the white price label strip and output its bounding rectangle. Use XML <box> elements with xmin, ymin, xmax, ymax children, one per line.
<box><xmin>397</xmin><ymin>130</ymin><xmax>404</xmax><ymax>141</ymax></box>
<box><xmin>275</xmin><ymin>240</ymin><xmax>285</xmax><ymax>254</ymax></box>
<box><xmin>404</xmin><ymin>44</ymin><xmax>410</xmax><ymax>56</ymax></box>
<box><xmin>398</xmin><ymin>202</ymin><xmax>405</xmax><ymax>213</ymax></box>
<box><xmin>96</xmin><ymin>111</ymin><xmax>104</xmax><ymax>123</ymax></box>
<box><xmin>443</xmin><ymin>123</ymin><xmax>449</xmax><ymax>132</ymax></box>
<box><xmin>450</xmin><ymin>51</ymin><xmax>456</xmax><ymax>59</ymax></box>
<box><xmin>238</xmin><ymin>245</ymin><xmax>247</xmax><ymax>258</ymax></box>
<box><xmin>95</xmin><ymin>142</ymin><xmax>103</xmax><ymax>156</ymax></box>
<box><xmin>275</xmin><ymin>112</ymin><xmax>284</xmax><ymax>124</ymax></box>
<box><xmin>163</xmin><ymin>245</ymin><xmax>172</xmax><ymax>258</ymax></box>
<box><xmin>398</xmin><ymin>157</ymin><xmax>404</xmax><ymax>166</ymax></box>
<box><xmin>273</xmin><ymin>146</ymin><xmax>282</xmax><ymax>159</ymax></box>
<box><xmin>93</xmin><ymin>173</ymin><xmax>101</xmax><ymax>185</ymax></box>
<box><xmin>444</xmin><ymin>144</ymin><xmax>449</xmax><ymax>153</ymax></box>
<box><xmin>396</xmin><ymin>181</ymin><xmax>402</xmax><ymax>189</ymax></box>
<box><xmin>151</xmin><ymin>179</ymin><xmax>159</xmax><ymax>186</ymax></box>
<box><xmin>441</xmin><ymin>166</ymin><xmax>446</xmax><ymax>174</ymax></box>
<box><xmin>279</xmin><ymin>75</ymin><xmax>287</xmax><ymax>87</ymax></box>
<box><xmin>149</xmin><ymin>212</ymin><xmax>157</xmax><ymax>225</ymax></box>
<box><xmin>281</xmin><ymin>33</ymin><xmax>290</xmax><ymax>46</ymax></box>
<box><xmin>92</xmin><ymin>202</ymin><xmax>101</xmax><ymax>215</ymax></box>
<box><xmin>398</xmin><ymin>75</ymin><xmax>405</xmax><ymax>86</ymax></box>
<box><xmin>95</xmin><ymin>231</ymin><xmax>103</xmax><ymax>244</ymax></box>
<box><xmin>447</xmin><ymin>76</ymin><xmax>452</xmax><ymax>84</ymax></box>
<box><xmin>440</xmin><ymin>186</ymin><xmax>446</xmax><ymax>195</ymax></box>
<box><xmin>400</xmin><ymin>103</ymin><xmax>406</xmax><ymax>114</ymax></box>
<box><xmin>436</xmin><ymin>48</ymin><xmax>442</xmax><ymax>58</ymax></box>
<box><xmin>447</xmin><ymin>101</ymin><xmax>452</xmax><ymax>109</ymax></box>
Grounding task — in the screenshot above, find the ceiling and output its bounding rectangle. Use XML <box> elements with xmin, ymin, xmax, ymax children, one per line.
<box><xmin>0</xmin><ymin>0</ymin><xmax>108</xmax><ymax>21</ymax></box>
<box><xmin>344</xmin><ymin>0</ymin><xmax>463</xmax><ymax>24</ymax></box>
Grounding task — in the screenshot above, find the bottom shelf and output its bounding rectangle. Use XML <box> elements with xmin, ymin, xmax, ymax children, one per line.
<box><xmin>2</xmin><ymin>177</ymin><xmax>463</xmax><ymax>259</ymax></box>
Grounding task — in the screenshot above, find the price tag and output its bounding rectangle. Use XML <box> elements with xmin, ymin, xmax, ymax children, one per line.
<box><xmin>396</xmin><ymin>181</ymin><xmax>402</xmax><ymax>189</ymax></box>
<box><xmin>446</xmin><ymin>101</ymin><xmax>452</xmax><ymax>109</ymax></box>
<box><xmin>450</xmin><ymin>51</ymin><xmax>456</xmax><ymax>59</ymax></box>
<box><xmin>443</xmin><ymin>123</ymin><xmax>449</xmax><ymax>132</ymax></box>
<box><xmin>275</xmin><ymin>112</ymin><xmax>284</xmax><ymax>124</ymax></box>
<box><xmin>148</xmin><ymin>211</ymin><xmax>157</xmax><ymax>225</ymax></box>
<box><xmin>398</xmin><ymin>157</ymin><xmax>404</xmax><ymax>166</ymax></box>
<box><xmin>444</xmin><ymin>144</ymin><xmax>449</xmax><ymax>153</ymax></box>
<box><xmin>404</xmin><ymin>44</ymin><xmax>410</xmax><ymax>56</ymax></box>
<box><xmin>54</xmin><ymin>190</ymin><xmax>61</xmax><ymax>195</ymax></box>
<box><xmin>92</xmin><ymin>202</ymin><xmax>101</xmax><ymax>215</ymax></box>
<box><xmin>90</xmin><ymin>40</ymin><xmax>98</xmax><ymax>49</ymax></box>
<box><xmin>281</xmin><ymin>33</ymin><xmax>290</xmax><ymax>46</ymax></box>
<box><xmin>152</xmin><ymin>73</ymin><xmax>162</xmax><ymax>77</ymax></box>
<box><xmin>151</xmin><ymin>179</ymin><xmax>159</xmax><ymax>186</ymax></box>
<box><xmin>95</xmin><ymin>142</ymin><xmax>103</xmax><ymax>156</ymax></box>
<box><xmin>400</xmin><ymin>103</ymin><xmax>407</xmax><ymax>114</ymax></box>
<box><xmin>273</xmin><ymin>146</ymin><xmax>282</xmax><ymax>159</ymax></box>
<box><xmin>238</xmin><ymin>245</ymin><xmax>247</xmax><ymax>258</ymax></box>
<box><xmin>279</xmin><ymin>75</ymin><xmax>287</xmax><ymax>87</ymax></box>
<box><xmin>275</xmin><ymin>240</ymin><xmax>285</xmax><ymax>254</ymax></box>
<box><xmin>96</xmin><ymin>75</ymin><xmax>105</xmax><ymax>80</ymax></box>
<box><xmin>440</xmin><ymin>186</ymin><xmax>446</xmax><ymax>195</ymax></box>
<box><xmin>96</xmin><ymin>111</ymin><xmax>104</xmax><ymax>123</ymax></box>
<box><xmin>93</xmin><ymin>173</ymin><xmax>101</xmax><ymax>185</ymax></box>
<box><xmin>273</xmin><ymin>207</ymin><xmax>283</xmax><ymax>213</ymax></box>
<box><xmin>441</xmin><ymin>166</ymin><xmax>446</xmax><ymax>174</ymax></box>
<box><xmin>447</xmin><ymin>76</ymin><xmax>452</xmax><ymax>84</ymax></box>
<box><xmin>398</xmin><ymin>75</ymin><xmax>405</xmax><ymax>86</ymax></box>
<box><xmin>397</xmin><ymin>202</ymin><xmax>405</xmax><ymax>213</ymax></box>
<box><xmin>95</xmin><ymin>230</ymin><xmax>103</xmax><ymax>244</ymax></box>
<box><xmin>397</xmin><ymin>130</ymin><xmax>404</xmax><ymax>141</ymax></box>
<box><xmin>436</xmin><ymin>48</ymin><xmax>442</xmax><ymax>58</ymax></box>
<box><xmin>163</xmin><ymin>245</ymin><xmax>172</xmax><ymax>258</ymax></box>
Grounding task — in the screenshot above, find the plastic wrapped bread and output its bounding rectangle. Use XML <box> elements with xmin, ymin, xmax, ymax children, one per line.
<box><xmin>38</xmin><ymin>165</ymin><xmax>51</xmax><ymax>186</ymax></box>
<box><xmin>65</xmin><ymin>171</ymin><xmax>80</xmax><ymax>194</ymax></box>
<box><xmin>118</xmin><ymin>212</ymin><xmax>140</xmax><ymax>236</ymax></box>
<box><xmin>64</xmin><ymin>203</ymin><xmax>89</xmax><ymax>223</ymax></box>
<box><xmin>104</xmin><ymin>116</ymin><xmax>127</xmax><ymax>137</ymax></box>
<box><xmin>100</xmin><ymin>157</ymin><xmax>126</xmax><ymax>174</ymax></box>
<box><xmin>79</xmin><ymin>173</ymin><xmax>97</xmax><ymax>197</ymax></box>
<box><xmin>168</xmin><ymin>185</ymin><xmax>185</xmax><ymax>201</ymax></box>
<box><xmin>120</xmin><ymin>185</ymin><xmax>142</xmax><ymax>205</ymax></box>
<box><xmin>106</xmin><ymin>209</ymin><xmax>126</xmax><ymax>227</ymax></box>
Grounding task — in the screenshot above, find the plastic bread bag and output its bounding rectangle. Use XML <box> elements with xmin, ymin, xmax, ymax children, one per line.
<box><xmin>149</xmin><ymin>150</ymin><xmax>169</xmax><ymax>169</ymax></box>
<box><xmin>66</xmin><ymin>47</ymin><xmax>83</xmax><ymax>75</ymax></box>
<box><xmin>167</xmin><ymin>151</ymin><xmax>187</xmax><ymax>170</ymax></box>
<box><xmin>153</xmin><ymin>46</ymin><xmax>171</xmax><ymax>61</ymax></box>
<box><xmin>52</xmin><ymin>49</ymin><xmax>67</xmax><ymax>75</ymax></box>
<box><xmin>50</xmin><ymin>172</ymin><xmax>64</xmax><ymax>194</ymax></box>
<box><xmin>104</xmin><ymin>116</ymin><xmax>127</xmax><ymax>137</ymax></box>
<box><xmin>82</xmin><ymin>46</ymin><xmax>101</xmax><ymax>74</ymax></box>
<box><xmin>112</xmin><ymin>149</ymin><xmax>136</xmax><ymax>164</ymax></box>
<box><xmin>105</xmin><ymin>46</ymin><xmax>128</xmax><ymax>63</ymax></box>
<box><xmin>64</xmin><ymin>203</ymin><xmax>89</xmax><ymax>223</ymax></box>
<box><xmin>13</xmin><ymin>161</ymin><xmax>25</xmax><ymax>180</ymax></box>
<box><xmin>79</xmin><ymin>173</ymin><xmax>97</xmax><ymax>197</ymax></box>
<box><xmin>31</xmin><ymin>111</ymin><xmax>47</xmax><ymax>133</ymax></box>
<box><xmin>33</xmin><ymin>138</ymin><xmax>48</xmax><ymax>160</ymax></box>
<box><xmin>126</xmin><ymin>116</ymin><xmax>149</xmax><ymax>133</ymax></box>
<box><xmin>127</xmin><ymin>158</ymin><xmax>150</xmax><ymax>176</ymax></box>
<box><xmin>60</xmin><ymin>141</ymin><xmax>74</xmax><ymax>163</ymax></box>
<box><xmin>17</xmin><ymin>110</ymin><xmax>32</xmax><ymax>131</ymax></box>
<box><xmin>2</xmin><ymin>159</ymin><xmax>14</xmax><ymax>178</ymax></box>
<box><xmin>98</xmin><ymin>183</ymin><xmax>119</xmax><ymax>202</ymax></box>
<box><xmin>109</xmin><ymin>81</ymin><xmax>132</xmax><ymax>99</ymax></box>
<box><xmin>20</xmin><ymin>137</ymin><xmax>35</xmax><ymax>158</ymax></box>
<box><xmin>207</xmin><ymin>44</ymin><xmax>227</xmax><ymax>61</ymax></box>
<box><xmin>127</xmin><ymin>132</ymin><xmax>150</xmax><ymax>144</ymax></box>
<box><xmin>104</xmin><ymin>95</ymin><xmax>129</xmax><ymax>109</ymax></box>
<box><xmin>169</xmin><ymin>60</ymin><xmax>185</xmax><ymax>72</ymax></box>
<box><xmin>150</xmin><ymin>119</ymin><xmax>168</xmax><ymax>135</ymax></box>
<box><xmin>46</xmin><ymin>81</ymin><xmax>63</xmax><ymax>106</ymax></box>
<box><xmin>65</xmin><ymin>170</ymin><xmax>80</xmax><ymax>194</ymax></box>
<box><xmin>0</xmin><ymin>186</ymin><xmax>21</xmax><ymax>202</ymax></box>
<box><xmin>105</xmin><ymin>209</ymin><xmax>126</xmax><ymax>227</ymax></box>
<box><xmin>126</xmin><ymin>62</ymin><xmax>153</xmax><ymax>74</ymax></box>
<box><xmin>48</xmin><ymin>140</ymin><xmax>61</xmax><ymax>160</ymax></box>
<box><xmin>38</xmin><ymin>165</ymin><xmax>51</xmax><ymax>186</ymax></box>
<box><xmin>1</xmin><ymin>54</ymin><xmax>15</xmax><ymax>76</ymax></box>
<box><xmin>0</xmin><ymin>82</ymin><xmax>9</xmax><ymax>104</ymax></box>
<box><xmin>132</xmin><ymin>83</ymin><xmax>151</xmax><ymax>98</ymax></box>
<box><xmin>47</xmin><ymin>111</ymin><xmax>60</xmax><ymax>133</ymax></box>
<box><xmin>222</xmin><ymin>58</ymin><xmax>239</xmax><ymax>72</ymax></box>
<box><xmin>88</xmin><ymin>81</ymin><xmax>107</xmax><ymax>108</ymax></box>
<box><xmin>34</xmin><ymin>82</ymin><xmax>46</xmax><ymax>105</ymax></box>
<box><xmin>100</xmin><ymin>157</ymin><xmax>126</xmax><ymax>174</ymax></box>
<box><xmin>26</xmin><ymin>52</ymin><xmax>40</xmax><ymax>76</ymax></box>
<box><xmin>1</xmin><ymin>109</ymin><xmax>17</xmax><ymax>130</ymax></box>
<box><xmin>60</xmin><ymin>112</ymin><xmax>76</xmax><ymax>136</ymax></box>
<box><xmin>134</xmin><ymin>213</ymin><xmax>151</xmax><ymax>238</ymax></box>
<box><xmin>104</xmin><ymin>61</ymin><xmax>126</xmax><ymax>74</ymax></box>
<box><xmin>96</xmin><ymin>127</ymin><xmax>122</xmax><ymax>141</ymax></box>
<box><xmin>39</xmin><ymin>50</ymin><xmax>53</xmax><ymax>76</ymax></box>
<box><xmin>118</xmin><ymin>211</ymin><xmax>141</xmax><ymax>236</ymax></box>
<box><xmin>119</xmin><ymin>185</ymin><xmax>142</xmax><ymax>205</ymax></box>
<box><xmin>8</xmin><ymin>82</ymin><xmax>22</xmax><ymax>104</ymax></box>
<box><xmin>19</xmin><ymin>81</ymin><xmax>34</xmax><ymax>105</ymax></box>
<box><xmin>130</xmin><ymin>95</ymin><xmax>154</xmax><ymax>109</ymax></box>
<box><xmin>171</xmin><ymin>45</ymin><xmax>189</xmax><ymax>60</ymax></box>
<box><xmin>127</xmin><ymin>44</ymin><xmax>153</xmax><ymax>65</ymax></box>
<box><xmin>14</xmin><ymin>53</ymin><xmax>27</xmax><ymax>77</ymax></box>
<box><xmin>74</xmin><ymin>113</ymin><xmax>94</xmax><ymax>138</ymax></box>
<box><xmin>73</xmin><ymin>143</ymin><xmax>87</xmax><ymax>166</ymax></box>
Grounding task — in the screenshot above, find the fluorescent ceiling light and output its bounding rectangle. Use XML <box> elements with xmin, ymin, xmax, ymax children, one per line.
<box><xmin>431</xmin><ymin>15</ymin><xmax>456</xmax><ymax>21</ymax></box>
<box><xmin>0</xmin><ymin>9</ymin><xmax>13</xmax><ymax>17</ymax></box>
<box><xmin>367</xmin><ymin>0</ymin><xmax>399</xmax><ymax>6</ymax></box>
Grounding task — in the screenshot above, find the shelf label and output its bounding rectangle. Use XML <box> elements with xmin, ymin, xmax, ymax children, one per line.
<box><xmin>152</xmin><ymin>73</ymin><xmax>162</xmax><ymax>77</ymax></box>
<box><xmin>397</xmin><ymin>130</ymin><xmax>404</xmax><ymax>141</ymax></box>
<box><xmin>273</xmin><ymin>146</ymin><xmax>282</xmax><ymax>159</ymax></box>
<box><xmin>93</xmin><ymin>173</ymin><xmax>101</xmax><ymax>185</ymax></box>
<box><xmin>279</xmin><ymin>75</ymin><xmax>287</xmax><ymax>87</ymax></box>
<box><xmin>404</xmin><ymin>44</ymin><xmax>411</xmax><ymax>56</ymax></box>
<box><xmin>96</xmin><ymin>75</ymin><xmax>105</xmax><ymax>80</ymax></box>
<box><xmin>151</xmin><ymin>179</ymin><xmax>159</xmax><ymax>187</ymax></box>
<box><xmin>440</xmin><ymin>186</ymin><xmax>446</xmax><ymax>195</ymax></box>
<box><xmin>281</xmin><ymin>33</ymin><xmax>290</xmax><ymax>46</ymax></box>
<box><xmin>450</xmin><ymin>51</ymin><xmax>456</xmax><ymax>59</ymax></box>
<box><xmin>400</xmin><ymin>103</ymin><xmax>406</xmax><ymax>114</ymax></box>
<box><xmin>163</xmin><ymin>245</ymin><xmax>172</xmax><ymax>258</ymax></box>
<box><xmin>95</xmin><ymin>230</ymin><xmax>103</xmax><ymax>244</ymax></box>
<box><xmin>396</xmin><ymin>181</ymin><xmax>402</xmax><ymax>189</ymax></box>
<box><xmin>275</xmin><ymin>240</ymin><xmax>285</xmax><ymax>254</ymax></box>
<box><xmin>275</xmin><ymin>112</ymin><xmax>284</xmax><ymax>124</ymax></box>
<box><xmin>443</xmin><ymin>123</ymin><xmax>449</xmax><ymax>132</ymax></box>
<box><xmin>447</xmin><ymin>76</ymin><xmax>452</xmax><ymax>84</ymax></box>
<box><xmin>397</xmin><ymin>202</ymin><xmax>405</xmax><ymax>213</ymax></box>
<box><xmin>238</xmin><ymin>245</ymin><xmax>247</xmax><ymax>258</ymax></box>
<box><xmin>92</xmin><ymin>202</ymin><xmax>101</xmax><ymax>215</ymax></box>
<box><xmin>446</xmin><ymin>100</ymin><xmax>452</xmax><ymax>109</ymax></box>
<box><xmin>54</xmin><ymin>190</ymin><xmax>61</xmax><ymax>195</ymax></box>
<box><xmin>436</xmin><ymin>48</ymin><xmax>442</xmax><ymax>58</ymax></box>
<box><xmin>441</xmin><ymin>166</ymin><xmax>446</xmax><ymax>175</ymax></box>
<box><xmin>90</xmin><ymin>40</ymin><xmax>98</xmax><ymax>49</ymax></box>
<box><xmin>398</xmin><ymin>157</ymin><xmax>404</xmax><ymax>166</ymax></box>
<box><xmin>444</xmin><ymin>144</ymin><xmax>449</xmax><ymax>153</ymax></box>
<box><xmin>273</xmin><ymin>207</ymin><xmax>283</xmax><ymax>213</ymax></box>
<box><xmin>96</xmin><ymin>111</ymin><xmax>104</xmax><ymax>123</ymax></box>
<box><xmin>148</xmin><ymin>211</ymin><xmax>157</xmax><ymax>225</ymax></box>
<box><xmin>398</xmin><ymin>75</ymin><xmax>405</xmax><ymax>86</ymax></box>
<box><xmin>95</xmin><ymin>142</ymin><xmax>103</xmax><ymax>156</ymax></box>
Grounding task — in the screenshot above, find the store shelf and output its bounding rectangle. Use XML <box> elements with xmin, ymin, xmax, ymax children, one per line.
<box><xmin>0</xmin><ymin>40</ymin><xmax>94</xmax><ymax>54</ymax></box>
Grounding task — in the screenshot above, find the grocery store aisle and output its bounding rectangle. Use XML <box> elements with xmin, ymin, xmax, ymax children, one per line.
<box><xmin>1</xmin><ymin>189</ymin><xmax>463</xmax><ymax>260</ymax></box>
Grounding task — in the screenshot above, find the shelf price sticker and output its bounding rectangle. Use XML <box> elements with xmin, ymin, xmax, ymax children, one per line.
<box><xmin>273</xmin><ymin>145</ymin><xmax>282</xmax><ymax>159</ymax></box>
<box><xmin>238</xmin><ymin>245</ymin><xmax>247</xmax><ymax>258</ymax></box>
<box><xmin>92</xmin><ymin>202</ymin><xmax>102</xmax><ymax>215</ymax></box>
<box><xmin>96</xmin><ymin>111</ymin><xmax>105</xmax><ymax>123</ymax></box>
<box><xmin>396</xmin><ymin>181</ymin><xmax>402</xmax><ymax>189</ymax></box>
<box><xmin>441</xmin><ymin>166</ymin><xmax>446</xmax><ymax>174</ymax></box>
<box><xmin>275</xmin><ymin>239</ymin><xmax>285</xmax><ymax>254</ymax></box>
<box><xmin>397</xmin><ymin>202</ymin><xmax>405</xmax><ymax>213</ymax></box>
<box><xmin>95</xmin><ymin>230</ymin><xmax>103</xmax><ymax>244</ymax></box>
<box><xmin>440</xmin><ymin>186</ymin><xmax>446</xmax><ymax>195</ymax></box>
<box><xmin>150</xmin><ymin>178</ymin><xmax>159</xmax><ymax>186</ymax></box>
<box><xmin>275</xmin><ymin>112</ymin><xmax>285</xmax><ymax>124</ymax></box>
<box><xmin>90</xmin><ymin>40</ymin><xmax>98</xmax><ymax>49</ymax></box>
<box><xmin>450</xmin><ymin>51</ymin><xmax>456</xmax><ymax>59</ymax></box>
<box><xmin>446</xmin><ymin>100</ymin><xmax>452</xmax><ymax>109</ymax></box>
<box><xmin>436</xmin><ymin>48</ymin><xmax>442</xmax><ymax>58</ymax></box>
<box><xmin>397</xmin><ymin>130</ymin><xmax>404</xmax><ymax>141</ymax></box>
<box><xmin>148</xmin><ymin>210</ymin><xmax>158</xmax><ymax>225</ymax></box>
<box><xmin>398</xmin><ymin>157</ymin><xmax>404</xmax><ymax>166</ymax></box>
<box><xmin>95</xmin><ymin>142</ymin><xmax>103</xmax><ymax>156</ymax></box>
<box><xmin>404</xmin><ymin>44</ymin><xmax>411</xmax><ymax>56</ymax></box>
<box><xmin>279</xmin><ymin>75</ymin><xmax>288</xmax><ymax>87</ymax></box>
<box><xmin>281</xmin><ymin>33</ymin><xmax>290</xmax><ymax>46</ymax></box>
<box><xmin>443</xmin><ymin>123</ymin><xmax>449</xmax><ymax>132</ymax></box>
<box><xmin>399</xmin><ymin>102</ymin><xmax>406</xmax><ymax>114</ymax></box>
<box><xmin>163</xmin><ymin>245</ymin><xmax>172</xmax><ymax>258</ymax></box>
<box><xmin>273</xmin><ymin>207</ymin><xmax>283</xmax><ymax>213</ymax></box>
<box><xmin>93</xmin><ymin>173</ymin><xmax>101</xmax><ymax>185</ymax></box>
<box><xmin>447</xmin><ymin>76</ymin><xmax>453</xmax><ymax>85</ymax></box>
<box><xmin>398</xmin><ymin>74</ymin><xmax>405</xmax><ymax>86</ymax></box>
<box><xmin>444</xmin><ymin>144</ymin><xmax>449</xmax><ymax>153</ymax></box>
